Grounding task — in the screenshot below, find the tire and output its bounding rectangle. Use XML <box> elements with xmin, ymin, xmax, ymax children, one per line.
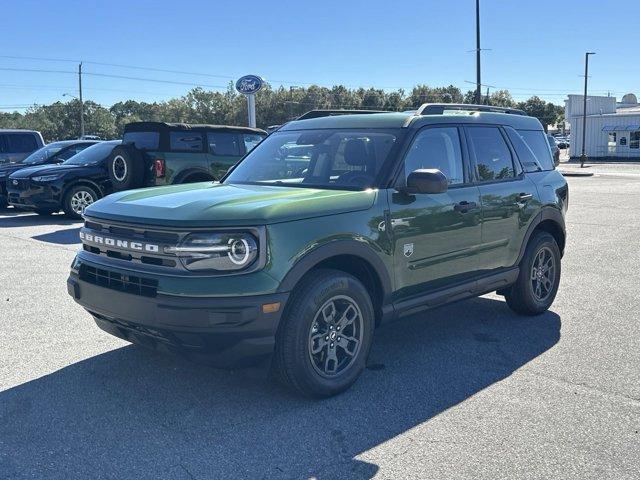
<box><xmin>107</xmin><ymin>145</ymin><xmax>146</xmax><ymax>191</ymax></box>
<box><xmin>63</xmin><ymin>185</ymin><xmax>99</xmax><ymax>219</ymax></box>
<box><xmin>35</xmin><ymin>208</ymin><xmax>57</xmax><ymax>216</ymax></box>
<box><xmin>505</xmin><ymin>231</ymin><xmax>561</xmax><ymax>315</ymax></box>
<box><xmin>272</xmin><ymin>269</ymin><xmax>375</xmax><ymax>398</ymax></box>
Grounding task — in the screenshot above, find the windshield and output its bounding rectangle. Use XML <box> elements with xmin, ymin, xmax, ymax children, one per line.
<box><xmin>224</xmin><ymin>129</ymin><xmax>400</xmax><ymax>190</ymax></box>
<box><xmin>21</xmin><ymin>143</ymin><xmax>65</xmax><ymax>165</ymax></box>
<box><xmin>63</xmin><ymin>142</ymin><xmax>120</xmax><ymax>165</ymax></box>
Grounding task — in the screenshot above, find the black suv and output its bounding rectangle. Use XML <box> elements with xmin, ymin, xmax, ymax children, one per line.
<box><xmin>7</xmin><ymin>141</ymin><xmax>120</xmax><ymax>218</ymax></box>
<box><xmin>105</xmin><ymin>122</ymin><xmax>267</xmax><ymax>192</ymax></box>
<box><xmin>0</xmin><ymin>140</ymin><xmax>97</xmax><ymax>208</ymax></box>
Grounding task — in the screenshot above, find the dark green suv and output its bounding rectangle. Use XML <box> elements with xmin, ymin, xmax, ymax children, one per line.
<box><xmin>106</xmin><ymin>122</ymin><xmax>266</xmax><ymax>191</ymax></box>
<box><xmin>67</xmin><ymin>105</ymin><xmax>568</xmax><ymax>398</ymax></box>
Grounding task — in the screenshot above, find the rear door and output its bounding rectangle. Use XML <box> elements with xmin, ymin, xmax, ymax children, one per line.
<box><xmin>389</xmin><ymin>125</ymin><xmax>483</xmax><ymax>299</ymax></box>
<box><xmin>464</xmin><ymin>125</ymin><xmax>538</xmax><ymax>273</ymax></box>
<box><xmin>166</xmin><ymin>130</ymin><xmax>208</xmax><ymax>182</ymax></box>
<box><xmin>206</xmin><ymin>132</ymin><xmax>243</xmax><ymax>178</ymax></box>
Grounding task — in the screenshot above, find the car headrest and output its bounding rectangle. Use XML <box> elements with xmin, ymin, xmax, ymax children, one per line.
<box><xmin>344</xmin><ymin>139</ymin><xmax>370</xmax><ymax>166</ymax></box>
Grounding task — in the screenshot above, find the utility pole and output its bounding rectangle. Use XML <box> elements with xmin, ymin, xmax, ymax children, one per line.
<box><xmin>475</xmin><ymin>0</ymin><xmax>482</xmax><ymax>104</ymax></box>
<box><xmin>78</xmin><ymin>62</ymin><xmax>85</xmax><ymax>138</ymax></box>
<box><xmin>580</xmin><ymin>52</ymin><xmax>595</xmax><ymax>168</ymax></box>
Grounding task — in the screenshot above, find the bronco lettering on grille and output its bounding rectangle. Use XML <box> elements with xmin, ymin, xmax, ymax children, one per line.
<box><xmin>79</xmin><ymin>231</ymin><xmax>159</xmax><ymax>253</ymax></box>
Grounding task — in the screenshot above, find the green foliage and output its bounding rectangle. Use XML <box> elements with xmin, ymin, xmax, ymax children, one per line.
<box><xmin>0</xmin><ymin>83</ymin><xmax>564</xmax><ymax>141</ymax></box>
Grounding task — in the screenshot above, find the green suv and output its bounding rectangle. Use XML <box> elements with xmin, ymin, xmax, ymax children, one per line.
<box><xmin>67</xmin><ymin>105</ymin><xmax>568</xmax><ymax>398</ymax></box>
<box><xmin>106</xmin><ymin>121</ymin><xmax>266</xmax><ymax>191</ymax></box>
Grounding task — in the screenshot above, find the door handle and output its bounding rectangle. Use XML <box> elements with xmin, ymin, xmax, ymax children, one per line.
<box><xmin>454</xmin><ymin>201</ymin><xmax>478</xmax><ymax>213</ymax></box>
<box><xmin>516</xmin><ymin>193</ymin><xmax>533</xmax><ymax>202</ymax></box>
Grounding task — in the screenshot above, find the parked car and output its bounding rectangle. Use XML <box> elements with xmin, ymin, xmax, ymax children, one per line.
<box><xmin>556</xmin><ymin>137</ymin><xmax>570</xmax><ymax>149</ymax></box>
<box><xmin>7</xmin><ymin>140</ymin><xmax>120</xmax><ymax>218</ymax></box>
<box><xmin>67</xmin><ymin>105</ymin><xmax>568</xmax><ymax>398</ymax></box>
<box><xmin>546</xmin><ymin>134</ymin><xmax>560</xmax><ymax>166</ymax></box>
<box><xmin>105</xmin><ymin>122</ymin><xmax>267</xmax><ymax>191</ymax></box>
<box><xmin>0</xmin><ymin>140</ymin><xmax>98</xmax><ymax>208</ymax></box>
<box><xmin>0</xmin><ymin>129</ymin><xmax>44</xmax><ymax>165</ymax></box>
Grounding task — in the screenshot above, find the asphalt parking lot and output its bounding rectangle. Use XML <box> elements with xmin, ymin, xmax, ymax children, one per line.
<box><xmin>1</xmin><ymin>168</ymin><xmax>639</xmax><ymax>479</ymax></box>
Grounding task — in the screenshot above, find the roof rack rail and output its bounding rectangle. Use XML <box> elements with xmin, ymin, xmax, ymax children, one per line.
<box><xmin>296</xmin><ymin>109</ymin><xmax>389</xmax><ymax>120</ymax></box>
<box><xmin>416</xmin><ymin>103</ymin><xmax>527</xmax><ymax>116</ymax></box>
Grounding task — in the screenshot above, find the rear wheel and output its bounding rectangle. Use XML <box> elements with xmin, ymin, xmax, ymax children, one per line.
<box><xmin>505</xmin><ymin>232</ymin><xmax>561</xmax><ymax>315</ymax></box>
<box><xmin>272</xmin><ymin>269</ymin><xmax>374</xmax><ymax>398</ymax></box>
<box><xmin>63</xmin><ymin>185</ymin><xmax>99</xmax><ymax>219</ymax></box>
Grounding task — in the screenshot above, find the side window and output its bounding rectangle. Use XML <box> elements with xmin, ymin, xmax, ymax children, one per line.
<box><xmin>467</xmin><ymin>127</ymin><xmax>515</xmax><ymax>181</ymax></box>
<box><xmin>517</xmin><ymin>130</ymin><xmax>555</xmax><ymax>171</ymax></box>
<box><xmin>6</xmin><ymin>133</ymin><xmax>38</xmax><ymax>153</ymax></box>
<box><xmin>170</xmin><ymin>132</ymin><xmax>204</xmax><ymax>151</ymax></box>
<box><xmin>0</xmin><ymin>134</ymin><xmax>7</xmax><ymax>153</ymax></box>
<box><xmin>505</xmin><ymin>127</ymin><xmax>541</xmax><ymax>173</ymax></box>
<box><xmin>207</xmin><ymin>132</ymin><xmax>241</xmax><ymax>156</ymax></box>
<box><xmin>55</xmin><ymin>144</ymin><xmax>91</xmax><ymax>161</ymax></box>
<box><xmin>242</xmin><ymin>134</ymin><xmax>265</xmax><ymax>153</ymax></box>
<box><xmin>403</xmin><ymin>127</ymin><xmax>465</xmax><ymax>185</ymax></box>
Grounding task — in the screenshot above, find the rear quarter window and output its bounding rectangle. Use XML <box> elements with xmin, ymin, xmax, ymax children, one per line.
<box><xmin>515</xmin><ymin>129</ymin><xmax>555</xmax><ymax>171</ymax></box>
<box><xmin>123</xmin><ymin>131</ymin><xmax>160</xmax><ymax>150</ymax></box>
<box><xmin>170</xmin><ymin>131</ymin><xmax>204</xmax><ymax>151</ymax></box>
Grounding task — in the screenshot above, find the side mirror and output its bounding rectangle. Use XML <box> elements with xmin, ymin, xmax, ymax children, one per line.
<box><xmin>402</xmin><ymin>169</ymin><xmax>448</xmax><ymax>194</ymax></box>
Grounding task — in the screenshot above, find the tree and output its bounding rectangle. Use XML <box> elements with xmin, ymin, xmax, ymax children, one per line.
<box><xmin>0</xmin><ymin>85</ymin><xmax>565</xmax><ymax>137</ymax></box>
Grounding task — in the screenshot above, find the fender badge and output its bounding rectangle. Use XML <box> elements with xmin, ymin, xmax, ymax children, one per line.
<box><xmin>403</xmin><ymin>243</ymin><xmax>414</xmax><ymax>258</ymax></box>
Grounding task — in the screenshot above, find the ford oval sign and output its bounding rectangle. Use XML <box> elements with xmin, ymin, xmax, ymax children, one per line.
<box><xmin>235</xmin><ymin>75</ymin><xmax>264</xmax><ymax>95</ymax></box>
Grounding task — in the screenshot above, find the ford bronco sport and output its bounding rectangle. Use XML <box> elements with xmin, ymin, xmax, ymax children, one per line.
<box><xmin>67</xmin><ymin>105</ymin><xmax>568</xmax><ymax>398</ymax></box>
<box><xmin>106</xmin><ymin>122</ymin><xmax>266</xmax><ymax>191</ymax></box>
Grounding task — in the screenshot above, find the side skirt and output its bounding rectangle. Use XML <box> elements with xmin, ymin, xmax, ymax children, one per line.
<box><xmin>386</xmin><ymin>267</ymin><xmax>519</xmax><ymax>322</ymax></box>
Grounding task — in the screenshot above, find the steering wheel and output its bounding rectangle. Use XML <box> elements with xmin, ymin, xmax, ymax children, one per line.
<box><xmin>335</xmin><ymin>171</ymin><xmax>375</xmax><ymax>188</ymax></box>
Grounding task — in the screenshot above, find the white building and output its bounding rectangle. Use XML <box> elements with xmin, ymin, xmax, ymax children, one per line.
<box><xmin>565</xmin><ymin>93</ymin><xmax>640</xmax><ymax>158</ymax></box>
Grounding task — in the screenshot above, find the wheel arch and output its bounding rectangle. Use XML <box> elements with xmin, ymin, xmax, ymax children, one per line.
<box><xmin>277</xmin><ymin>240</ymin><xmax>394</xmax><ymax>326</ymax></box>
<box><xmin>517</xmin><ymin>207</ymin><xmax>566</xmax><ymax>265</ymax></box>
<box><xmin>173</xmin><ymin>168</ymin><xmax>215</xmax><ymax>184</ymax></box>
<box><xmin>62</xmin><ymin>179</ymin><xmax>104</xmax><ymax>200</ymax></box>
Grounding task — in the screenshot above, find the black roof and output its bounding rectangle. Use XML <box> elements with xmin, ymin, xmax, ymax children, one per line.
<box><xmin>123</xmin><ymin>121</ymin><xmax>266</xmax><ymax>135</ymax></box>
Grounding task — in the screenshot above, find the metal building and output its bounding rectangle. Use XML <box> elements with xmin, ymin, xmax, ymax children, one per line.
<box><xmin>565</xmin><ymin>93</ymin><xmax>640</xmax><ymax>159</ymax></box>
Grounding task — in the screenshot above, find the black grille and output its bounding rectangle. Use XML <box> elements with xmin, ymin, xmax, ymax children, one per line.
<box><xmin>79</xmin><ymin>265</ymin><xmax>158</xmax><ymax>297</ymax></box>
<box><xmin>7</xmin><ymin>178</ymin><xmax>30</xmax><ymax>191</ymax></box>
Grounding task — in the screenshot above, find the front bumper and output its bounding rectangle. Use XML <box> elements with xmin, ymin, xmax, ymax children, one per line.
<box><xmin>7</xmin><ymin>181</ymin><xmax>61</xmax><ymax>210</ymax></box>
<box><xmin>67</xmin><ymin>268</ymin><xmax>289</xmax><ymax>367</ymax></box>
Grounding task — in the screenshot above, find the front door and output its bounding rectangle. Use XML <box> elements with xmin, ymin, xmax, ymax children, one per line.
<box><xmin>464</xmin><ymin>126</ymin><xmax>538</xmax><ymax>272</ymax></box>
<box><xmin>389</xmin><ymin>126</ymin><xmax>482</xmax><ymax>301</ymax></box>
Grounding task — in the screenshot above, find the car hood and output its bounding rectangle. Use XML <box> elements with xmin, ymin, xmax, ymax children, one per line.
<box><xmin>85</xmin><ymin>182</ymin><xmax>378</xmax><ymax>227</ymax></box>
<box><xmin>9</xmin><ymin>164</ymin><xmax>81</xmax><ymax>179</ymax></box>
<box><xmin>0</xmin><ymin>163</ymin><xmax>38</xmax><ymax>179</ymax></box>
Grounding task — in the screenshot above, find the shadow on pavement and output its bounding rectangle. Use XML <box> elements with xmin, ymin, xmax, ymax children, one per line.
<box><xmin>0</xmin><ymin>210</ymin><xmax>78</xmax><ymax>228</ymax></box>
<box><xmin>31</xmin><ymin>227</ymin><xmax>82</xmax><ymax>245</ymax></box>
<box><xmin>0</xmin><ymin>297</ymin><xmax>561</xmax><ymax>479</ymax></box>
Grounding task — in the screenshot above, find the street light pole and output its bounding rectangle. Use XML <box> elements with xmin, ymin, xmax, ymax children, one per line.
<box><xmin>78</xmin><ymin>62</ymin><xmax>85</xmax><ymax>138</ymax></box>
<box><xmin>580</xmin><ymin>52</ymin><xmax>595</xmax><ymax>168</ymax></box>
<box><xmin>475</xmin><ymin>0</ymin><xmax>482</xmax><ymax>104</ymax></box>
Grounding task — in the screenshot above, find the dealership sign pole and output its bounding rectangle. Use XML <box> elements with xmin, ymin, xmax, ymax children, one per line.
<box><xmin>236</xmin><ymin>75</ymin><xmax>264</xmax><ymax>128</ymax></box>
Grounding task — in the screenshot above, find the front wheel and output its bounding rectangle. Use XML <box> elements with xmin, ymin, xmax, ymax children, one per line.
<box><xmin>63</xmin><ymin>185</ymin><xmax>99</xmax><ymax>219</ymax></box>
<box><xmin>272</xmin><ymin>269</ymin><xmax>375</xmax><ymax>398</ymax></box>
<box><xmin>505</xmin><ymin>231</ymin><xmax>561</xmax><ymax>315</ymax></box>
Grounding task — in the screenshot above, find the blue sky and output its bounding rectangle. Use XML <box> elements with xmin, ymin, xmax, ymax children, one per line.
<box><xmin>2</xmin><ymin>0</ymin><xmax>639</xmax><ymax>110</ymax></box>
